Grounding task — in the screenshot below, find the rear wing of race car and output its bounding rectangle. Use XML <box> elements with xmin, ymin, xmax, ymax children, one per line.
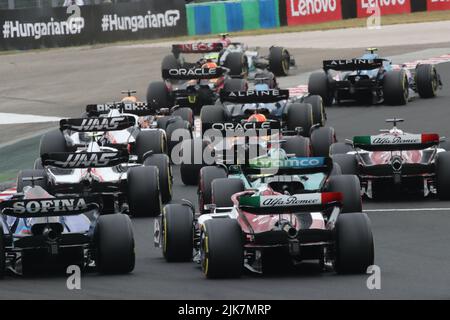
<box><xmin>244</xmin><ymin>156</ymin><xmax>333</xmax><ymax>175</ymax></box>
<box><xmin>60</xmin><ymin>116</ymin><xmax>136</xmax><ymax>132</ymax></box>
<box><xmin>323</xmin><ymin>59</ymin><xmax>384</xmax><ymax>71</ymax></box>
<box><xmin>171</xmin><ymin>42</ymin><xmax>223</xmax><ymax>55</ymax></box>
<box><xmin>202</xmin><ymin>120</ymin><xmax>281</xmax><ymax>136</ymax></box>
<box><xmin>85</xmin><ymin>102</ymin><xmax>154</xmax><ymax>116</ymax></box>
<box><xmin>0</xmin><ymin>196</ymin><xmax>99</xmax><ymax>218</ymax></box>
<box><xmin>353</xmin><ymin>133</ymin><xmax>440</xmax><ymax>151</ymax></box>
<box><xmin>41</xmin><ymin>150</ymin><xmax>129</xmax><ymax>169</ymax></box>
<box><xmin>162</xmin><ymin>67</ymin><xmax>226</xmax><ymax>80</ymax></box>
<box><xmin>220</xmin><ymin>89</ymin><xmax>290</xmax><ymax>103</ymax></box>
<box><xmin>238</xmin><ymin>192</ymin><xmax>342</xmax><ymax>214</ymax></box>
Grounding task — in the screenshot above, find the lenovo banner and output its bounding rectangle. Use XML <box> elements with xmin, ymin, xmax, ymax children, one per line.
<box><xmin>427</xmin><ymin>0</ymin><xmax>450</xmax><ymax>11</ymax></box>
<box><xmin>357</xmin><ymin>0</ymin><xmax>411</xmax><ymax>17</ymax></box>
<box><xmin>0</xmin><ymin>0</ymin><xmax>187</xmax><ymax>50</ymax></box>
<box><xmin>286</xmin><ymin>0</ymin><xmax>342</xmax><ymax>25</ymax></box>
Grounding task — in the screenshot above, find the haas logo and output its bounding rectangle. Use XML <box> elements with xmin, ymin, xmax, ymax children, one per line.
<box><xmin>56</xmin><ymin>153</ymin><xmax>118</xmax><ymax>168</ymax></box>
<box><xmin>73</xmin><ymin>117</ymin><xmax>126</xmax><ymax>131</ymax></box>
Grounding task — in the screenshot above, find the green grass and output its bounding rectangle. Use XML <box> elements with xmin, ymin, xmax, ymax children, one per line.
<box><xmin>0</xmin><ymin>10</ymin><xmax>449</xmax><ymax>56</ymax></box>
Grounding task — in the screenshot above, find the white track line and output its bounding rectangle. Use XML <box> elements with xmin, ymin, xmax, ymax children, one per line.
<box><xmin>364</xmin><ymin>208</ymin><xmax>450</xmax><ymax>213</ymax></box>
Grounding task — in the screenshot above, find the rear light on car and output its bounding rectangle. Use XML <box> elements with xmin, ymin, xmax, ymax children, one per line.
<box><xmin>421</xmin><ymin>133</ymin><xmax>439</xmax><ymax>144</ymax></box>
<box><xmin>321</xmin><ymin>192</ymin><xmax>343</xmax><ymax>204</ymax></box>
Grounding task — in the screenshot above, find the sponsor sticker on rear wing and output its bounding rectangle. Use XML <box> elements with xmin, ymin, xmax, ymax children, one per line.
<box><xmin>0</xmin><ymin>196</ymin><xmax>99</xmax><ymax>218</ymax></box>
<box><xmin>238</xmin><ymin>192</ymin><xmax>342</xmax><ymax>214</ymax></box>
<box><xmin>353</xmin><ymin>133</ymin><xmax>440</xmax><ymax>151</ymax></box>
<box><xmin>246</xmin><ymin>157</ymin><xmax>332</xmax><ymax>174</ymax></box>
<box><xmin>171</xmin><ymin>42</ymin><xmax>223</xmax><ymax>54</ymax></box>
<box><xmin>162</xmin><ymin>67</ymin><xmax>225</xmax><ymax>80</ymax></box>
<box><xmin>202</xmin><ymin>120</ymin><xmax>281</xmax><ymax>135</ymax></box>
<box><xmin>323</xmin><ymin>59</ymin><xmax>384</xmax><ymax>71</ymax></box>
<box><xmin>41</xmin><ymin>150</ymin><xmax>129</xmax><ymax>169</ymax></box>
<box><xmin>220</xmin><ymin>90</ymin><xmax>290</xmax><ymax>103</ymax></box>
<box><xmin>85</xmin><ymin>102</ymin><xmax>154</xmax><ymax>116</ymax></box>
<box><xmin>60</xmin><ymin>116</ymin><xmax>135</xmax><ymax>132</ymax></box>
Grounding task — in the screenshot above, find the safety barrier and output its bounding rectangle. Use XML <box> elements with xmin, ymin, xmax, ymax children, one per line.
<box><xmin>186</xmin><ymin>0</ymin><xmax>280</xmax><ymax>35</ymax></box>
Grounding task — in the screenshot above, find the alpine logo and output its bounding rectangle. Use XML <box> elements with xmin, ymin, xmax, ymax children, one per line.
<box><xmin>71</xmin><ymin>117</ymin><xmax>127</xmax><ymax>131</ymax></box>
<box><xmin>330</xmin><ymin>59</ymin><xmax>374</xmax><ymax>65</ymax></box>
<box><xmin>55</xmin><ymin>152</ymin><xmax>119</xmax><ymax>168</ymax></box>
<box><xmin>226</xmin><ymin>90</ymin><xmax>282</xmax><ymax>97</ymax></box>
<box><xmin>11</xmin><ymin>198</ymin><xmax>87</xmax><ymax>214</ymax></box>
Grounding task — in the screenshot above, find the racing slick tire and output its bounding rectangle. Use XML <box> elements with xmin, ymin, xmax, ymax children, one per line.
<box><xmin>223</xmin><ymin>78</ymin><xmax>247</xmax><ymax>92</ymax></box>
<box><xmin>331</xmin><ymin>154</ymin><xmax>358</xmax><ymax>175</ymax></box>
<box><xmin>439</xmin><ymin>140</ymin><xmax>450</xmax><ymax>151</ymax></box>
<box><xmin>416</xmin><ymin>64</ymin><xmax>439</xmax><ymax>98</ymax></box>
<box><xmin>128</xmin><ymin>166</ymin><xmax>161</xmax><ymax>217</ymax></box>
<box><xmin>334</xmin><ymin>212</ymin><xmax>374</xmax><ymax>274</ymax></box>
<box><xmin>269</xmin><ymin>47</ymin><xmax>290</xmax><ymax>77</ymax></box>
<box><xmin>144</xmin><ymin>153</ymin><xmax>173</xmax><ymax>204</ymax></box>
<box><xmin>161</xmin><ymin>54</ymin><xmax>180</xmax><ymax>72</ymax></box>
<box><xmin>436</xmin><ymin>151</ymin><xmax>450</xmax><ymax>200</ymax></box>
<box><xmin>308</xmin><ymin>72</ymin><xmax>333</xmax><ymax>106</ymax></box>
<box><xmin>178</xmin><ymin>139</ymin><xmax>214</xmax><ymax>186</ymax></box>
<box><xmin>200</xmin><ymin>104</ymin><xmax>226</xmax><ymax>126</ymax></box>
<box><xmin>16</xmin><ymin>169</ymin><xmax>48</xmax><ymax>192</ymax></box>
<box><xmin>0</xmin><ymin>228</ymin><xmax>5</xmax><ymax>279</ymax></box>
<box><xmin>146</xmin><ymin>81</ymin><xmax>173</xmax><ymax>109</ymax></box>
<box><xmin>282</xmin><ymin>136</ymin><xmax>311</xmax><ymax>157</ymax></box>
<box><xmin>95</xmin><ymin>213</ymin><xmax>135</xmax><ymax>274</ymax></box>
<box><xmin>286</xmin><ymin>103</ymin><xmax>313</xmax><ymax>137</ymax></box>
<box><xmin>201</xmin><ymin>219</ymin><xmax>244</xmax><ymax>278</ymax></box>
<box><xmin>39</xmin><ymin>129</ymin><xmax>68</xmax><ymax>157</ymax></box>
<box><xmin>224</xmin><ymin>52</ymin><xmax>248</xmax><ymax>77</ymax></box>
<box><xmin>303</xmin><ymin>95</ymin><xmax>326</xmax><ymax>126</ymax></box>
<box><xmin>173</xmin><ymin>107</ymin><xmax>194</xmax><ymax>128</ymax></box>
<box><xmin>383</xmin><ymin>70</ymin><xmax>409</xmax><ymax>105</ymax></box>
<box><xmin>162</xmin><ymin>204</ymin><xmax>194</xmax><ymax>262</ymax></box>
<box><xmin>330</xmin><ymin>142</ymin><xmax>353</xmax><ymax>155</ymax></box>
<box><xmin>327</xmin><ymin>175</ymin><xmax>362</xmax><ymax>213</ymax></box>
<box><xmin>166</xmin><ymin>119</ymin><xmax>192</xmax><ymax>156</ymax></box>
<box><xmin>33</xmin><ymin>157</ymin><xmax>43</xmax><ymax>169</ymax></box>
<box><xmin>199</xmin><ymin>166</ymin><xmax>228</xmax><ymax>214</ymax></box>
<box><xmin>211</xmin><ymin>178</ymin><xmax>245</xmax><ymax>208</ymax></box>
<box><xmin>310</xmin><ymin>127</ymin><xmax>336</xmax><ymax>157</ymax></box>
<box><xmin>135</xmin><ymin>129</ymin><xmax>167</xmax><ymax>162</ymax></box>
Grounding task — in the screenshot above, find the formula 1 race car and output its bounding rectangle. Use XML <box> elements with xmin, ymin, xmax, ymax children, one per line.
<box><xmin>0</xmin><ymin>180</ymin><xmax>135</xmax><ymax>277</ymax></box>
<box><xmin>308</xmin><ymin>48</ymin><xmax>442</xmax><ymax>106</ymax></box>
<box><xmin>155</xmin><ymin>155</ymin><xmax>373</xmax><ymax>278</ymax></box>
<box><xmin>32</xmin><ymin>119</ymin><xmax>170</xmax><ymax>215</ymax></box>
<box><xmin>330</xmin><ymin>118</ymin><xmax>450</xmax><ymax>200</ymax></box>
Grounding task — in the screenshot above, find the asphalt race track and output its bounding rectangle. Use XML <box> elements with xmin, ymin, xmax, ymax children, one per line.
<box><xmin>1</xmin><ymin>28</ymin><xmax>450</xmax><ymax>299</ymax></box>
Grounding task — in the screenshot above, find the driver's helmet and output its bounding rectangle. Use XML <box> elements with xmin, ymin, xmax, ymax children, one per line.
<box><xmin>219</xmin><ymin>34</ymin><xmax>231</xmax><ymax>47</ymax></box>
<box><xmin>255</xmin><ymin>83</ymin><xmax>270</xmax><ymax>91</ymax></box>
<box><xmin>247</xmin><ymin>113</ymin><xmax>267</xmax><ymax>122</ymax></box>
<box><xmin>121</xmin><ymin>96</ymin><xmax>137</xmax><ymax>103</ymax></box>
<box><xmin>268</xmin><ymin>147</ymin><xmax>287</xmax><ymax>159</ymax></box>
<box><xmin>202</xmin><ymin>61</ymin><xmax>218</xmax><ymax>69</ymax></box>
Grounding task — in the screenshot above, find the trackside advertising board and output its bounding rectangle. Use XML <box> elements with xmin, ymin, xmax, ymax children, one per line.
<box><xmin>286</xmin><ymin>0</ymin><xmax>342</xmax><ymax>25</ymax></box>
<box><xmin>357</xmin><ymin>0</ymin><xmax>411</xmax><ymax>17</ymax></box>
<box><xmin>427</xmin><ymin>0</ymin><xmax>450</xmax><ymax>11</ymax></box>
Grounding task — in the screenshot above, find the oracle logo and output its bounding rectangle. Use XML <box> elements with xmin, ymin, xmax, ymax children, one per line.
<box><xmin>290</xmin><ymin>0</ymin><xmax>337</xmax><ymax>16</ymax></box>
<box><xmin>361</xmin><ymin>0</ymin><xmax>406</xmax><ymax>9</ymax></box>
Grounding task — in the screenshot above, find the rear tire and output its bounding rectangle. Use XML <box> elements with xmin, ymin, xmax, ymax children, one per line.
<box><xmin>39</xmin><ymin>129</ymin><xmax>67</xmax><ymax>157</ymax></box>
<box><xmin>303</xmin><ymin>95</ymin><xmax>326</xmax><ymax>126</ymax></box>
<box><xmin>135</xmin><ymin>129</ymin><xmax>166</xmax><ymax>162</ymax></box>
<box><xmin>335</xmin><ymin>212</ymin><xmax>374</xmax><ymax>274</ymax></box>
<box><xmin>223</xmin><ymin>52</ymin><xmax>247</xmax><ymax>77</ymax></box>
<box><xmin>172</xmin><ymin>107</ymin><xmax>194</xmax><ymax>128</ymax></box>
<box><xmin>332</xmin><ymin>154</ymin><xmax>358</xmax><ymax>175</ymax></box>
<box><xmin>269</xmin><ymin>47</ymin><xmax>290</xmax><ymax>77</ymax></box>
<box><xmin>16</xmin><ymin>169</ymin><xmax>48</xmax><ymax>192</ymax></box>
<box><xmin>330</xmin><ymin>142</ymin><xmax>353</xmax><ymax>155</ymax></box>
<box><xmin>177</xmin><ymin>139</ymin><xmax>214</xmax><ymax>186</ymax></box>
<box><xmin>327</xmin><ymin>175</ymin><xmax>362</xmax><ymax>213</ymax></box>
<box><xmin>128</xmin><ymin>166</ymin><xmax>161</xmax><ymax>217</ymax></box>
<box><xmin>308</xmin><ymin>72</ymin><xmax>333</xmax><ymax>106</ymax></box>
<box><xmin>166</xmin><ymin>119</ymin><xmax>192</xmax><ymax>155</ymax></box>
<box><xmin>144</xmin><ymin>154</ymin><xmax>172</xmax><ymax>203</ymax></box>
<box><xmin>286</xmin><ymin>103</ymin><xmax>313</xmax><ymax>137</ymax></box>
<box><xmin>199</xmin><ymin>166</ymin><xmax>228</xmax><ymax>214</ymax></box>
<box><xmin>161</xmin><ymin>54</ymin><xmax>180</xmax><ymax>73</ymax></box>
<box><xmin>223</xmin><ymin>78</ymin><xmax>247</xmax><ymax>91</ymax></box>
<box><xmin>282</xmin><ymin>136</ymin><xmax>311</xmax><ymax>157</ymax></box>
<box><xmin>211</xmin><ymin>178</ymin><xmax>245</xmax><ymax>208</ymax></box>
<box><xmin>416</xmin><ymin>64</ymin><xmax>438</xmax><ymax>98</ymax></box>
<box><xmin>146</xmin><ymin>81</ymin><xmax>173</xmax><ymax>109</ymax></box>
<box><xmin>95</xmin><ymin>214</ymin><xmax>135</xmax><ymax>274</ymax></box>
<box><xmin>162</xmin><ymin>204</ymin><xmax>194</xmax><ymax>262</ymax></box>
<box><xmin>310</xmin><ymin>127</ymin><xmax>336</xmax><ymax>157</ymax></box>
<box><xmin>0</xmin><ymin>228</ymin><xmax>5</xmax><ymax>279</ymax></box>
<box><xmin>383</xmin><ymin>70</ymin><xmax>409</xmax><ymax>105</ymax></box>
<box><xmin>201</xmin><ymin>219</ymin><xmax>243</xmax><ymax>278</ymax></box>
<box><xmin>436</xmin><ymin>151</ymin><xmax>450</xmax><ymax>200</ymax></box>
<box><xmin>34</xmin><ymin>158</ymin><xmax>43</xmax><ymax>170</ymax></box>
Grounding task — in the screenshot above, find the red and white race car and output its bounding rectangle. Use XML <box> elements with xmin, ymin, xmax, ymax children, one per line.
<box><xmin>331</xmin><ymin>118</ymin><xmax>450</xmax><ymax>199</ymax></box>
